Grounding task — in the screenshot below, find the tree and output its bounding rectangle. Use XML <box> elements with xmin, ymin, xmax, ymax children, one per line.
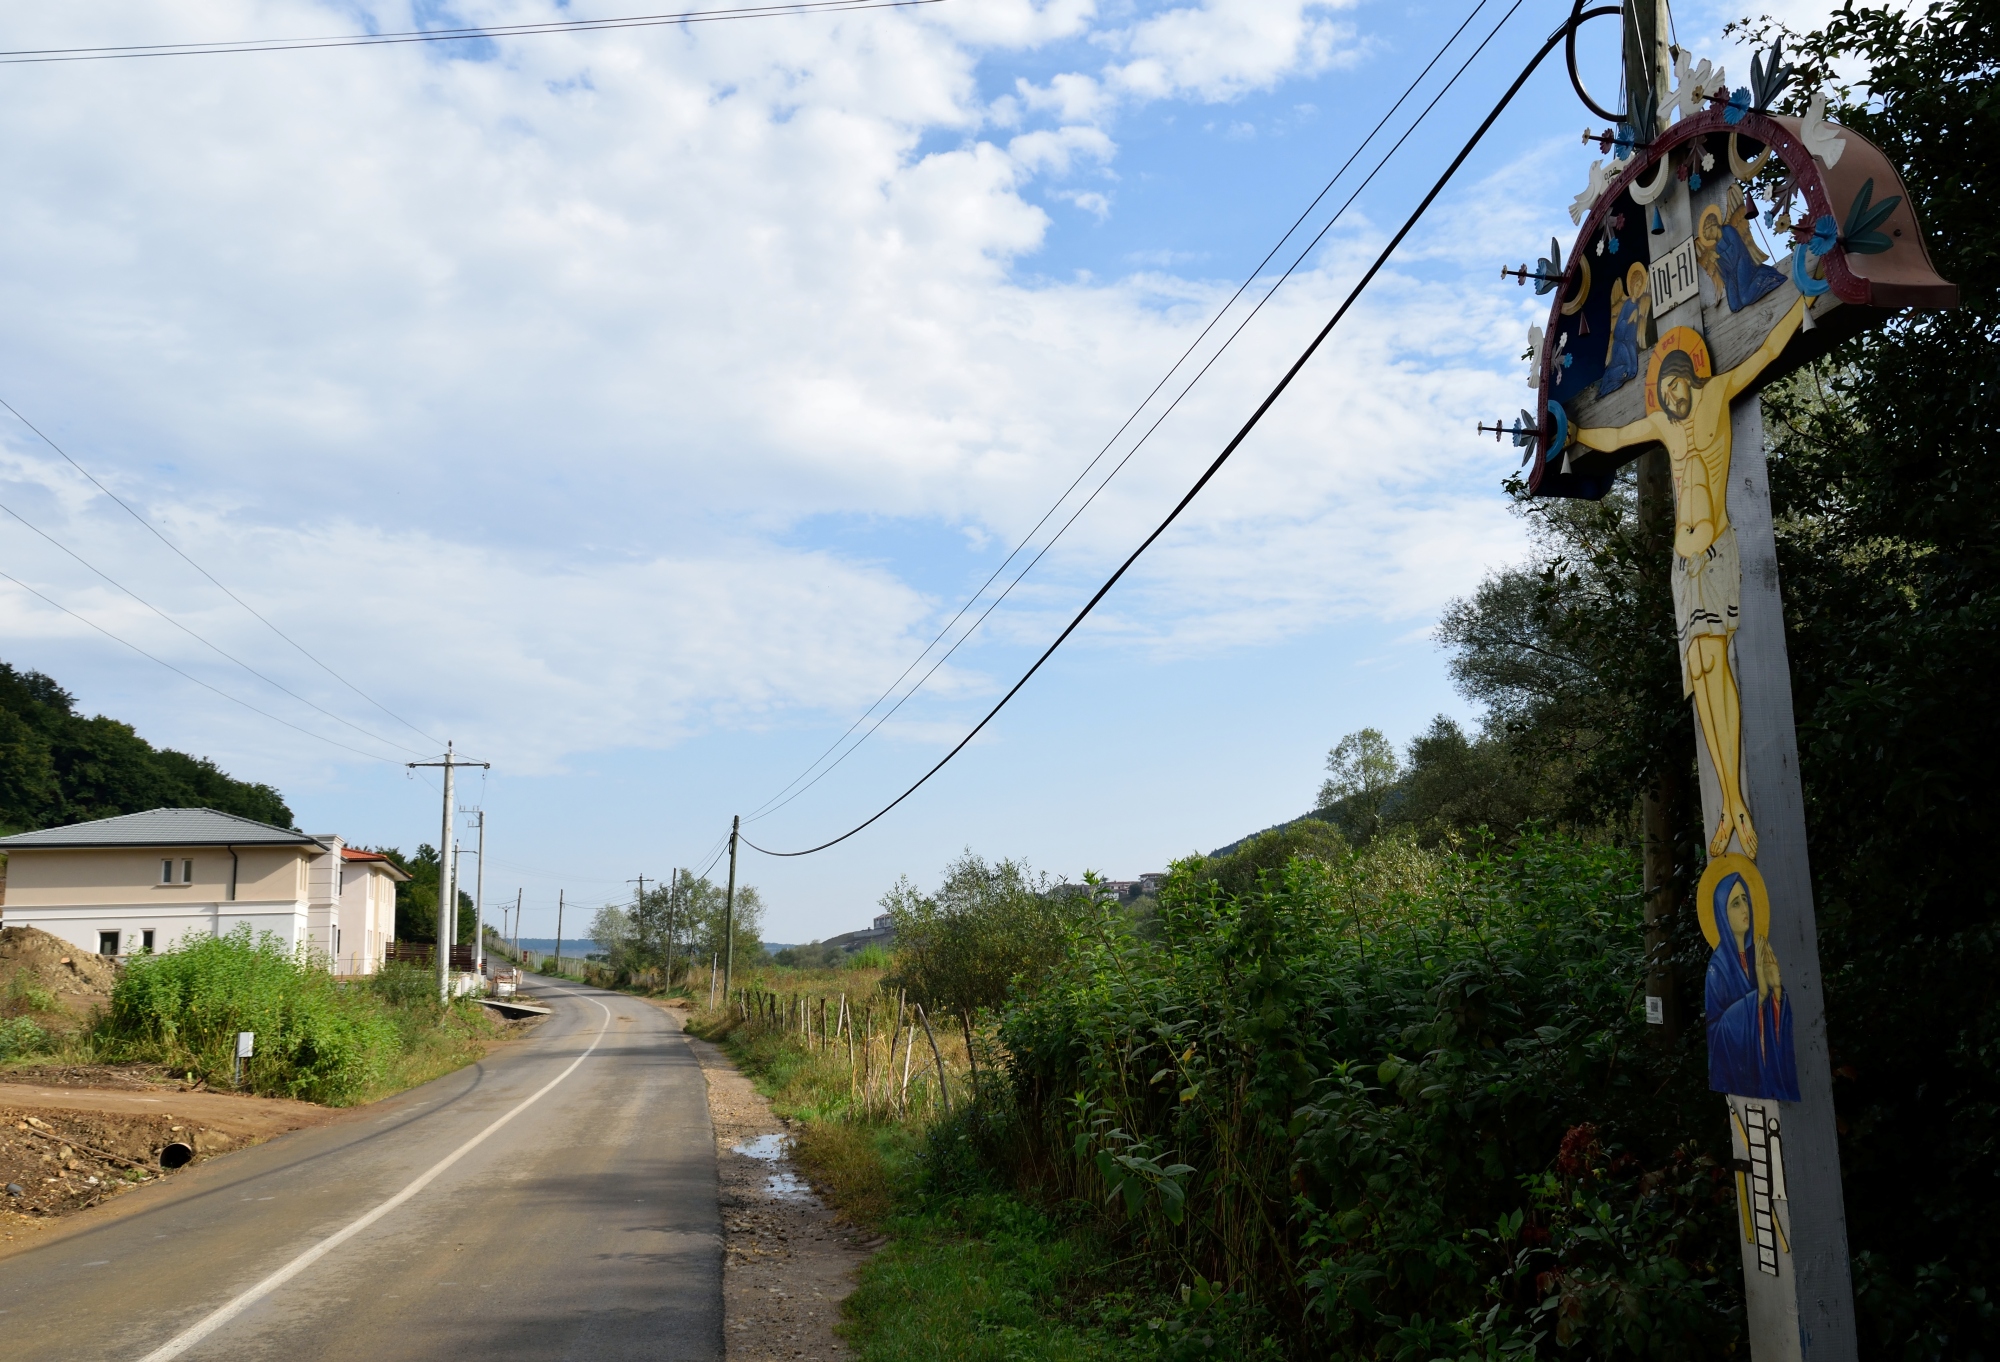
<box><xmin>1314</xmin><ymin>729</ymin><xmax>1403</xmax><ymax>841</ymax></box>
<box><xmin>883</xmin><ymin>852</ymin><xmax>1084</xmax><ymax>1076</ymax></box>
<box><xmin>0</xmin><ymin>659</ymin><xmax>293</xmax><ymax>834</ymax></box>
<box><xmin>591</xmin><ymin>872</ymin><xmax>767</xmax><ymax>983</ymax></box>
<box><xmin>381</xmin><ymin>845</ymin><xmax>473</xmax><ymax>946</ymax></box>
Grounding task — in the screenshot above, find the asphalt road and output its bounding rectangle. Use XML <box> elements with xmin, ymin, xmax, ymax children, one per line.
<box><xmin>0</xmin><ymin>979</ymin><xmax>721</xmax><ymax>1362</ymax></box>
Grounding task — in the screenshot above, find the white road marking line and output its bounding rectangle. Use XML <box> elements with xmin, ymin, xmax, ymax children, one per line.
<box><xmin>134</xmin><ymin>996</ymin><xmax>614</xmax><ymax>1362</ymax></box>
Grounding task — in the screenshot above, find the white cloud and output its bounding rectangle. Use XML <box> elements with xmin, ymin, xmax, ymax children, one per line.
<box><xmin>1102</xmin><ymin>0</ymin><xmax>1364</xmax><ymax>103</ymax></box>
<box><xmin>0</xmin><ymin>0</ymin><xmax>1532</xmax><ymax>795</ymax></box>
<box><xmin>1006</xmin><ymin>124</ymin><xmax>1117</xmax><ymax>176</ymax></box>
<box><xmin>1013</xmin><ymin>71</ymin><xmax>1111</xmax><ymax>123</ymax></box>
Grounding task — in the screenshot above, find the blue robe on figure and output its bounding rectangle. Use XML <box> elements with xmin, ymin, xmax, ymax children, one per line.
<box><xmin>1599</xmin><ymin>295</ymin><xmax>1644</xmax><ymax>395</ymax></box>
<box><xmin>1714</xmin><ymin>224</ymin><xmax>1787</xmax><ymax>312</ymax></box>
<box><xmin>1705</xmin><ymin>873</ymin><xmax>1801</xmax><ymax>1100</ymax></box>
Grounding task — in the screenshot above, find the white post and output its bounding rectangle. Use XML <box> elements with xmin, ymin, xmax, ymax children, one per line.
<box><xmin>1691</xmin><ymin>401</ymin><xmax>1854</xmax><ymax>1358</ymax></box>
<box><xmin>437</xmin><ymin>748</ymin><xmax>456</xmax><ymax>1005</ymax></box>
<box><xmin>472</xmin><ymin>809</ymin><xmax>486</xmax><ymax>977</ymax></box>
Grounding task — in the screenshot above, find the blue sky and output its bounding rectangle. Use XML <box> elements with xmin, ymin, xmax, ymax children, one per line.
<box><xmin>0</xmin><ymin>0</ymin><xmax>1816</xmax><ymax>941</ymax></box>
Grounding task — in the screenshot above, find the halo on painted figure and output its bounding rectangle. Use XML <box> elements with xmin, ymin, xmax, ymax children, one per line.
<box><xmin>1643</xmin><ymin>325</ymin><xmax>1713</xmax><ymax>414</ymax></box>
<box><xmin>1697</xmin><ymin>853</ymin><xmax>1771</xmax><ymax>948</ymax></box>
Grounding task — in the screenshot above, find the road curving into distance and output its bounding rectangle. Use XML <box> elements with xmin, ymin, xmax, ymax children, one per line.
<box><xmin>0</xmin><ymin>979</ymin><xmax>721</xmax><ymax>1362</ymax></box>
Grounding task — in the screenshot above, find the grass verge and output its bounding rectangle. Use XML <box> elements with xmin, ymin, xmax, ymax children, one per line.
<box><xmin>688</xmin><ymin>1001</ymin><xmax>1186</xmax><ymax>1362</ymax></box>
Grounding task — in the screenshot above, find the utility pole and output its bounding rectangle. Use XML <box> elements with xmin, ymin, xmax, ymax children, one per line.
<box><xmin>664</xmin><ymin>868</ymin><xmax>680</xmax><ymax>986</ymax></box>
<box><xmin>512</xmin><ymin>888</ymin><xmax>523</xmax><ymax>956</ymax></box>
<box><xmin>1637</xmin><ymin>448</ymin><xmax>1680</xmax><ymax>1041</ymax></box>
<box><xmin>628</xmin><ymin>874</ymin><xmax>649</xmax><ymax>969</ymax></box>
<box><xmin>723</xmin><ymin>816</ymin><xmax>739</xmax><ymax>997</ymax></box>
<box><xmin>406</xmin><ymin>742</ymin><xmax>489</xmax><ymax>1005</ymax></box>
<box><xmin>554</xmin><ymin>890</ymin><xmax>565</xmax><ymax>979</ymax></box>
<box><xmin>467</xmin><ymin>808</ymin><xmax>486</xmax><ymax>978</ymax></box>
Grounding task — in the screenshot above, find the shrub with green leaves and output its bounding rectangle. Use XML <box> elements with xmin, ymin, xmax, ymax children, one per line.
<box><xmin>0</xmin><ymin>1015</ymin><xmax>51</xmax><ymax>1060</ymax></box>
<box><xmin>106</xmin><ymin>927</ymin><xmax>408</xmax><ymax>1104</ymax></box>
<box><xmin>1001</xmin><ymin>832</ymin><xmax>1739</xmax><ymax>1358</ymax></box>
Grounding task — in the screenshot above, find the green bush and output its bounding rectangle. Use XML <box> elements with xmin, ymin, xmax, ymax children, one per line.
<box><xmin>104</xmin><ymin>927</ymin><xmax>458</xmax><ymax>1105</ymax></box>
<box><xmin>0</xmin><ymin>1015</ymin><xmax>51</xmax><ymax>1060</ymax></box>
<box><xmin>1001</xmin><ymin>832</ymin><xmax>1738</xmax><ymax>1358</ymax></box>
<box><xmin>368</xmin><ymin>959</ymin><xmax>437</xmax><ymax>1010</ymax></box>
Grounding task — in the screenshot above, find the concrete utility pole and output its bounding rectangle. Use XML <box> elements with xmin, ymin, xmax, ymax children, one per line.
<box><xmin>628</xmin><ymin>874</ymin><xmax>649</xmax><ymax>970</ymax></box>
<box><xmin>665</xmin><ymin>868</ymin><xmax>680</xmax><ymax>985</ymax></box>
<box><xmin>723</xmin><ymin>816</ymin><xmax>740</xmax><ymax>996</ymax></box>
<box><xmin>469</xmin><ymin>808</ymin><xmax>486</xmax><ymax>977</ymax></box>
<box><xmin>554</xmin><ymin>890</ymin><xmax>565</xmax><ymax>978</ymax></box>
<box><xmin>405</xmin><ymin>742</ymin><xmax>489</xmax><ymax>1005</ymax></box>
<box><xmin>512</xmin><ymin>888</ymin><xmax>523</xmax><ymax>956</ymax></box>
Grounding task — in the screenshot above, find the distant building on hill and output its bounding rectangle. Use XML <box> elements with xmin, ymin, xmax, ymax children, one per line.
<box><xmin>0</xmin><ymin>808</ymin><xmax>406</xmax><ymax>975</ymax></box>
<box><xmin>820</xmin><ymin>912</ymin><xmax>893</xmax><ymax>954</ymax></box>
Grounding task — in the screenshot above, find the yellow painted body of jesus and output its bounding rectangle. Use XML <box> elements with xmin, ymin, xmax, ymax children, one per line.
<box><xmin>1571</xmin><ymin>296</ymin><xmax>1808</xmax><ymax>857</ymax></box>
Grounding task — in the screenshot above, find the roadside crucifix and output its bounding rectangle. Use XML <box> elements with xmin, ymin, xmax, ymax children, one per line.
<box><xmin>1493</xmin><ymin>1</ymin><xmax>1956</xmax><ymax>1356</ymax></box>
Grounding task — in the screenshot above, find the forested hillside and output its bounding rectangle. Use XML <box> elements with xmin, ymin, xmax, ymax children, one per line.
<box><xmin>0</xmin><ymin>660</ymin><xmax>293</xmax><ymax>834</ymax></box>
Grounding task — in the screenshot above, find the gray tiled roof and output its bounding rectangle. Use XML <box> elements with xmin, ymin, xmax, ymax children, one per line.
<box><xmin>0</xmin><ymin>808</ymin><xmax>318</xmax><ymax>850</ymax></box>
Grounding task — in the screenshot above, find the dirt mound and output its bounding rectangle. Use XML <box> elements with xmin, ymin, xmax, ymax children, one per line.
<box><xmin>0</xmin><ymin>1104</ymin><xmax>244</xmax><ymax>1222</ymax></box>
<box><xmin>0</xmin><ymin>1085</ymin><xmax>340</xmax><ymax>1236</ymax></box>
<box><xmin>0</xmin><ymin>927</ymin><xmax>119</xmax><ymax>1022</ymax></box>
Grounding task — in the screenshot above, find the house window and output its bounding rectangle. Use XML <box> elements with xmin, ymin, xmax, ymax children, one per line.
<box><xmin>181</xmin><ymin>859</ymin><xmax>194</xmax><ymax>884</ymax></box>
<box><xmin>160</xmin><ymin>859</ymin><xmax>174</xmax><ymax>884</ymax></box>
<box><xmin>141</xmin><ymin>930</ymin><xmax>156</xmax><ymax>953</ymax></box>
<box><xmin>98</xmin><ymin>930</ymin><xmax>120</xmax><ymax>957</ymax></box>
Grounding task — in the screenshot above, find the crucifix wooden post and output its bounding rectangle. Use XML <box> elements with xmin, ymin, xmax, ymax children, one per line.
<box><xmin>1498</xmin><ymin>2</ymin><xmax>1957</xmax><ymax>1355</ymax></box>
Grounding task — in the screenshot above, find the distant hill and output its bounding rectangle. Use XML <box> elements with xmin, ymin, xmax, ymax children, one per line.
<box><xmin>1207</xmin><ymin>809</ymin><xmax>1338</xmax><ymax>859</ymax></box>
<box><xmin>0</xmin><ymin>660</ymin><xmax>292</xmax><ymax>835</ymax></box>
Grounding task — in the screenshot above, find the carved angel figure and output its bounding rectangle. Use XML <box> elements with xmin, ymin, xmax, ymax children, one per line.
<box><xmin>1600</xmin><ymin>263</ymin><xmax>1653</xmax><ymax>395</ymax></box>
<box><xmin>1696</xmin><ymin>186</ymin><xmax>1787</xmax><ymax>312</ymax></box>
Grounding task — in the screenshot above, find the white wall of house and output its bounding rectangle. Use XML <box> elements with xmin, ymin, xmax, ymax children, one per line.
<box><xmin>3</xmin><ymin>900</ymin><xmax>311</xmax><ymax>959</ymax></box>
<box><xmin>330</xmin><ymin>856</ymin><xmax>401</xmax><ymax>977</ymax></box>
<box><xmin>2</xmin><ymin>843</ymin><xmax>318</xmax><ymax>960</ymax></box>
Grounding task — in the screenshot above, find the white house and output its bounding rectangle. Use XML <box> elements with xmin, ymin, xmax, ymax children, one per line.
<box><xmin>0</xmin><ymin>808</ymin><xmax>407</xmax><ymax>976</ymax></box>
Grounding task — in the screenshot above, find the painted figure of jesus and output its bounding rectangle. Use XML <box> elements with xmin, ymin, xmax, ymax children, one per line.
<box><xmin>1569</xmin><ymin>295</ymin><xmax>1808</xmax><ymax>856</ymax></box>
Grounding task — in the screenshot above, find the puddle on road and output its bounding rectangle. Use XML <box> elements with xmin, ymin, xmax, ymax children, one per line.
<box><xmin>732</xmin><ymin>1134</ymin><xmax>787</xmax><ymax>1162</ymax></box>
<box><xmin>729</xmin><ymin>1133</ymin><xmax>816</xmax><ymax>1202</ymax></box>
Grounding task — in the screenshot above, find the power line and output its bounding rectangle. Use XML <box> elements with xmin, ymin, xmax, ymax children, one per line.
<box><xmin>0</xmin><ymin>497</ymin><xmax>428</xmax><ymax>757</ymax></box>
<box><xmin>0</xmin><ymin>396</ymin><xmax>439</xmax><ymax>746</ymax></box>
<box><xmin>0</xmin><ymin>565</ymin><xmax>399</xmax><ymax>763</ymax></box>
<box><xmin>743</xmin><ymin>0</ymin><xmax>1522</xmax><ymax>829</ymax></box>
<box><xmin>739</xmin><ymin>2</ymin><xmax>1597</xmax><ymax>858</ymax></box>
<box><xmin>0</xmin><ymin>0</ymin><xmax>946</xmax><ymax>65</ymax></box>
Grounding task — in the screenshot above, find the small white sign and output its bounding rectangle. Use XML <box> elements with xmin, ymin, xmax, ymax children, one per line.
<box><xmin>236</xmin><ymin>1031</ymin><xmax>256</xmax><ymax>1058</ymax></box>
<box><xmin>1649</xmin><ymin>234</ymin><xmax>1701</xmax><ymax>315</ymax></box>
<box><xmin>1645</xmin><ymin>996</ymin><xmax>1666</xmax><ymax>1025</ymax></box>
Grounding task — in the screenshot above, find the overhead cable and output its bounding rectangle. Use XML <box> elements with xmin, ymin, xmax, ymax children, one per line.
<box><xmin>0</xmin><ymin>396</ymin><xmax>439</xmax><ymax>746</ymax></box>
<box><xmin>0</xmin><ymin>565</ymin><xmax>399</xmax><ymax>763</ymax></box>
<box><xmin>739</xmin><ymin>2</ymin><xmax>1602</xmax><ymax>857</ymax></box>
<box><xmin>0</xmin><ymin>0</ymin><xmax>945</xmax><ymax>64</ymax></box>
<box><xmin>744</xmin><ymin>0</ymin><xmax>1522</xmax><ymax>828</ymax></box>
<box><xmin>0</xmin><ymin>498</ymin><xmax>428</xmax><ymax>758</ymax></box>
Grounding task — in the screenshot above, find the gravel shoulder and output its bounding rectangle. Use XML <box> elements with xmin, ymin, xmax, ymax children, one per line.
<box><xmin>649</xmin><ymin>998</ymin><xmax>877</xmax><ymax>1362</ymax></box>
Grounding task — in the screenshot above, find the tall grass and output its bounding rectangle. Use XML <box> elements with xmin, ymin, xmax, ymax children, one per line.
<box><xmin>101</xmin><ymin>927</ymin><xmax>496</xmax><ymax>1105</ymax></box>
<box><xmin>1003</xmin><ymin>831</ymin><xmax>1737</xmax><ymax>1358</ymax></box>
